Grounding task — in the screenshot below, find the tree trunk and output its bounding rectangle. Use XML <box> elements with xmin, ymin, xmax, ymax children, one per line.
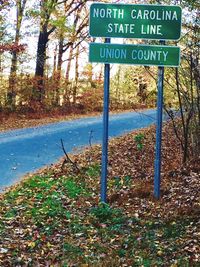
<box><xmin>8</xmin><ymin>0</ymin><xmax>27</xmax><ymax>110</ymax></box>
<box><xmin>54</xmin><ymin>34</ymin><xmax>64</xmax><ymax>105</ymax></box>
<box><xmin>33</xmin><ymin>0</ymin><xmax>57</xmax><ymax>104</ymax></box>
<box><xmin>34</xmin><ymin>27</ymin><xmax>49</xmax><ymax>102</ymax></box>
<box><xmin>63</xmin><ymin>44</ymin><xmax>73</xmax><ymax>105</ymax></box>
<box><xmin>191</xmin><ymin>52</ymin><xmax>200</xmax><ymax>157</ymax></box>
<box><xmin>53</xmin><ymin>44</ymin><xmax>57</xmax><ymax>75</ymax></box>
<box><xmin>73</xmin><ymin>45</ymin><xmax>79</xmax><ymax>105</ymax></box>
<box><xmin>116</xmin><ymin>66</ymin><xmax>121</xmax><ymax>104</ymax></box>
<box><xmin>65</xmin><ymin>45</ymin><xmax>73</xmax><ymax>81</ymax></box>
<box><xmin>0</xmin><ymin>52</ymin><xmax>3</xmax><ymax>76</ymax></box>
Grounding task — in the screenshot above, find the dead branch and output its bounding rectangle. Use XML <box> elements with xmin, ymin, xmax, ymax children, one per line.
<box><xmin>60</xmin><ymin>138</ymin><xmax>80</xmax><ymax>173</ymax></box>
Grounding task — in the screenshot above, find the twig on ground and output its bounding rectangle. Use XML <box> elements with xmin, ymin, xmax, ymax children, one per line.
<box><xmin>87</xmin><ymin>130</ymin><xmax>94</xmax><ymax>164</ymax></box>
<box><xmin>60</xmin><ymin>139</ymin><xmax>80</xmax><ymax>173</ymax></box>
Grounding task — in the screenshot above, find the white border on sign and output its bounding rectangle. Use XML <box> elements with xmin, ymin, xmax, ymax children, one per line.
<box><xmin>89</xmin><ymin>3</ymin><xmax>182</xmax><ymax>41</ymax></box>
<box><xmin>89</xmin><ymin>42</ymin><xmax>181</xmax><ymax>68</ymax></box>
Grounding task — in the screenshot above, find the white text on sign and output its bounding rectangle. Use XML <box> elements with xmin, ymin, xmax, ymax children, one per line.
<box><xmin>93</xmin><ymin>8</ymin><xmax>179</xmax><ymax>36</ymax></box>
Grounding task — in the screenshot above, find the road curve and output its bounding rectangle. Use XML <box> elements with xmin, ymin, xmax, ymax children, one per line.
<box><xmin>0</xmin><ymin>109</ymin><xmax>156</xmax><ymax>190</ymax></box>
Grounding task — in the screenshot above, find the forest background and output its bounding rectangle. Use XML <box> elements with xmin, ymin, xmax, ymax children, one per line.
<box><xmin>0</xmin><ymin>0</ymin><xmax>199</xmax><ymax>163</ymax></box>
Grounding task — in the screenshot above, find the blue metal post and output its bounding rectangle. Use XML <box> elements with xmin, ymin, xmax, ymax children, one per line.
<box><xmin>100</xmin><ymin>38</ymin><xmax>111</xmax><ymax>203</ymax></box>
<box><xmin>154</xmin><ymin>63</ymin><xmax>165</xmax><ymax>199</ymax></box>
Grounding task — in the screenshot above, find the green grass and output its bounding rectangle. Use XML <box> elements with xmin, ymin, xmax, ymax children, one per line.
<box><xmin>62</xmin><ymin>178</ymin><xmax>86</xmax><ymax>198</ymax></box>
<box><xmin>63</xmin><ymin>242</ymin><xmax>83</xmax><ymax>256</ymax></box>
<box><xmin>0</xmin><ymin>170</ymin><xmax>199</xmax><ymax>266</ymax></box>
<box><xmin>85</xmin><ymin>163</ymin><xmax>101</xmax><ymax>178</ymax></box>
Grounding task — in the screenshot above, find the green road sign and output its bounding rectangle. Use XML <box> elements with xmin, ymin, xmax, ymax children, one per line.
<box><xmin>89</xmin><ymin>3</ymin><xmax>182</xmax><ymax>40</ymax></box>
<box><xmin>89</xmin><ymin>43</ymin><xmax>180</xmax><ymax>67</ymax></box>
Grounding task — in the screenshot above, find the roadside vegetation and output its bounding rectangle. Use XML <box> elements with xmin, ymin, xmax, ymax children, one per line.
<box><xmin>0</xmin><ymin>123</ymin><xmax>199</xmax><ymax>266</ymax></box>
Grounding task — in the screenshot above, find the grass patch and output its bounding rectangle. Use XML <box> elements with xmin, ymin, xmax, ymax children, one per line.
<box><xmin>62</xmin><ymin>178</ymin><xmax>86</xmax><ymax>198</ymax></box>
<box><xmin>63</xmin><ymin>242</ymin><xmax>83</xmax><ymax>256</ymax></box>
<box><xmin>85</xmin><ymin>163</ymin><xmax>101</xmax><ymax>177</ymax></box>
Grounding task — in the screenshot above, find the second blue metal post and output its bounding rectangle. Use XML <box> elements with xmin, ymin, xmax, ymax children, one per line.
<box><xmin>154</xmin><ymin>65</ymin><xmax>165</xmax><ymax>199</ymax></box>
<box><xmin>100</xmin><ymin>38</ymin><xmax>111</xmax><ymax>203</ymax></box>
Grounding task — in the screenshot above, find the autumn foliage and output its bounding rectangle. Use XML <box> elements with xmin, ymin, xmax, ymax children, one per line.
<box><xmin>0</xmin><ymin>43</ymin><xmax>26</xmax><ymax>53</ymax></box>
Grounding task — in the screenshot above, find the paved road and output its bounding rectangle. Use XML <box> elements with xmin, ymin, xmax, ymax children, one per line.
<box><xmin>0</xmin><ymin>110</ymin><xmax>156</xmax><ymax>190</ymax></box>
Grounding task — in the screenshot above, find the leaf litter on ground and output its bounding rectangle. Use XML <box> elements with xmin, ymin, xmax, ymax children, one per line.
<box><xmin>0</xmin><ymin>122</ymin><xmax>199</xmax><ymax>266</ymax></box>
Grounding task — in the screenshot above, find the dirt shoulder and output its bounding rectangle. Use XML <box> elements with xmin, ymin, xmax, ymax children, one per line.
<box><xmin>0</xmin><ymin>108</ymin><xmax>149</xmax><ymax>132</ymax></box>
<box><xmin>0</xmin><ymin>112</ymin><xmax>100</xmax><ymax>132</ymax></box>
